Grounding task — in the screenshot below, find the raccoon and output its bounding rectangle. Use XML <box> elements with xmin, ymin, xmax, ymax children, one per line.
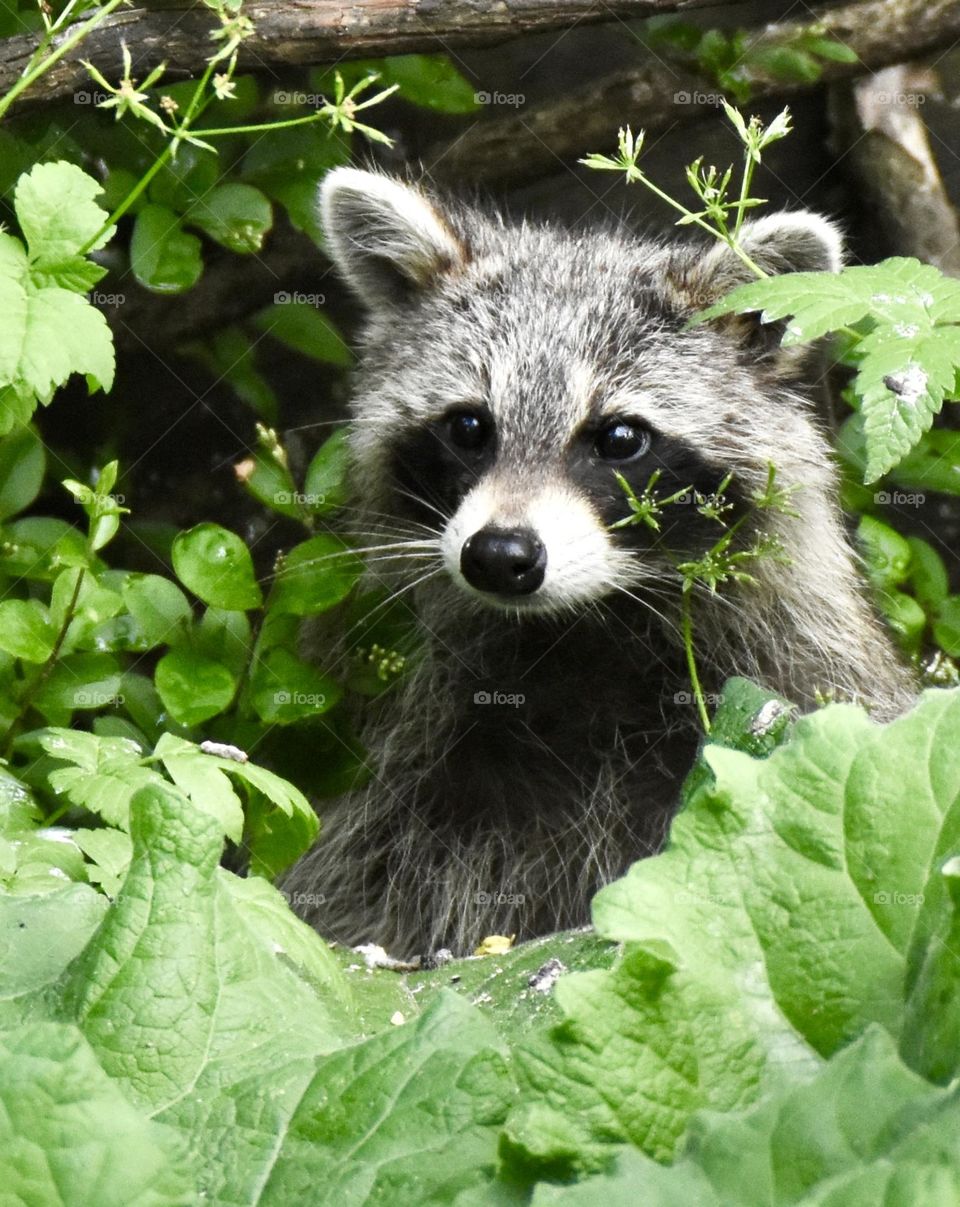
<box><xmin>285</xmin><ymin>167</ymin><xmax>916</xmax><ymax>957</ymax></box>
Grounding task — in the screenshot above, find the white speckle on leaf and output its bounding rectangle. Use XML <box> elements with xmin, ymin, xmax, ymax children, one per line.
<box><xmin>199</xmin><ymin>740</ymin><xmax>248</xmax><ymax>763</ymax></box>
<box><xmin>36</xmin><ymin>827</ymin><xmax>79</xmax><ymax>846</ymax></box>
<box><xmin>893</xmin><ymin>323</ymin><xmax>919</xmax><ymax>338</ymax></box>
<box><xmin>528</xmin><ymin>957</ymin><xmax>568</xmax><ymax>994</ymax></box>
<box><xmin>389</xmin><ymin>1011</ymin><xmax>405</xmax><ymax>1026</ymax></box>
<box><xmin>750</xmin><ymin>699</ymin><xmax>790</xmax><ymax>736</ymax></box>
<box><xmin>883</xmin><ymin>364</ymin><xmax>928</xmax><ymax>407</ymax></box>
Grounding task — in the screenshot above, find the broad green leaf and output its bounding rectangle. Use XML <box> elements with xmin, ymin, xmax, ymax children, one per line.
<box><xmin>856</xmin><ymin>327</ymin><xmax>960</xmax><ymax>482</ymax></box>
<box><xmin>255</xmin><ymin>993</ymin><xmax>512</xmax><ymax>1206</ymax></box>
<box><xmin>934</xmin><ymin>596</ymin><xmax>960</xmax><ymax>657</ymax></box>
<box><xmin>72</xmin><ymin>826</ymin><xmax>132</xmax><ymax>896</ymax></box>
<box><xmin>0</xmin><ymin>423</ymin><xmax>45</xmax><ymax>520</ymax></box>
<box><xmin>856</xmin><ymin>514</ymin><xmax>911</xmax><ymax>589</ymax></box>
<box><xmin>368</xmin><ymin>54</ymin><xmax>479</xmax><ymax>113</ymax></box>
<box><xmin>502</xmin><ymin>688</ymin><xmax>960</xmax><ymax>1170</ymax></box>
<box><xmin>240</xmin><ymin>448</ymin><xmax>302</xmax><ymax>519</ymax></box>
<box><xmin>0</xmin><ymin>232</ymin><xmax>115</xmax><ymax>402</ymax></box>
<box><xmin>15</xmin><ymin>160</ymin><xmax>114</xmax><ymax>259</ymax></box>
<box><xmin>130</xmin><ymin>203</ymin><xmax>203</xmax><ymax>294</ymax></box>
<box><xmin>0</xmin><ymin>598</ymin><xmax>55</xmax><ymax>661</ymax></box>
<box><xmin>122</xmin><ymin>573</ymin><xmax>193</xmax><ymax>646</ymax></box>
<box><xmin>147</xmin><ymin>143</ymin><xmax>219</xmax><ymax>213</ymax></box>
<box><xmin>1</xmin><ymin>518</ymin><xmax>89</xmax><ymax>582</ymax></box>
<box><xmin>251</xmin><ymin>645</ymin><xmax>342</xmax><ymax>722</ymax></box>
<box><xmin>186</xmin><ymin>182</ymin><xmax>273</xmax><ymax>253</ymax></box>
<box><xmin>154</xmin><ymin>731</ymin><xmax>245</xmax><ymax>842</ymax></box>
<box><xmin>303</xmin><ymin>426</ymin><xmax>350</xmax><ymax>514</ymax></box>
<box><xmin>906</xmin><ymin>535</ymin><xmax>949</xmax><ymax>611</ymax></box>
<box><xmin>31</xmin><ymin>651</ymin><xmax>124</xmax><ymax>719</ymax></box>
<box><xmin>0</xmin><ymin>885</ymin><xmax>107</xmax><ymax>1024</ymax></box>
<box><xmin>696</xmin><ymin>257</ymin><xmax>960</xmax><ymax>480</ymax></box>
<box><xmin>172</xmin><ymin>522</ymin><xmax>262</xmax><ymax>609</ymax></box>
<box><xmin>240</xmin><ymin>124</ymin><xmax>350</xmax><ymax>244</ymax></box>
<box><xmin>532</xmin><ymin>1029</ymin><xmax>960</xmax><ymax>1206</ymax></box>
<box><xmin>254</xmin><ymin>299</ymin><xmax>351</xmax><ymax>366</ymax></box>
<box><xmin>37</xmin><ymin>728</ymin><xmax>161</xmax><ymax>827</ymax></box>
<box><xmin>268</xmin><ymin>533</ymin><xmax>362</xmax><ymax>615</ymax></box>
<box><xmin>891</xmin><ymin>429</ymin><xmax>960</xmax><ymax>495</ymax></box>
<box><xmin>14</xmin><ymin>160</ymin><xmax>114</xmax><ymax>289</ymax></box>
<box><xmin>191</xmin><ymin>605</ymin><xmax>252</xmax><ymax>677</ymax></box>
<box><xmin>0</xmin><ymin>1022</ymin><xmax>196</xmax><ymax>1205</ymax></box>
<box><xmin>155</xmin><ymin>646</ymin><xmax>237</xmax><ymax>726</ymax></box>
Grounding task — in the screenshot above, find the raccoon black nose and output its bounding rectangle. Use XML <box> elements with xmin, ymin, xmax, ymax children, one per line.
<box><xmin>460</xmin><ymin>528</ymin><xmax>546</xmax><ymax>596</ymax></box>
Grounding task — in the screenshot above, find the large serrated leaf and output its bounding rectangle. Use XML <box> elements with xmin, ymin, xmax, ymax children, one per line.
<box><xmin>499</xmin><ymin>688</ymin><xmax>960</xmax><ymax>1173</ymax></box>
<box><xmin>532</xmin><ymin>1028</ymin><xmax>960</xmax><ymax>1206</ymax></box>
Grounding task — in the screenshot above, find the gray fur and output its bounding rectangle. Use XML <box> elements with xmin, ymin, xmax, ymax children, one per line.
<box><xmin>285</xmin><ymin>169</ymin><xmax>916</xmax><ymax>957</ymax></box>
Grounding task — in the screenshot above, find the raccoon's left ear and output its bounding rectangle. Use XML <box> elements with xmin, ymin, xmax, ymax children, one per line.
<box><xmin>319</xmin><ymin>168</ymin><xmax>467</xmax><ymax>311</ymax></box>
<box><xmin>668</xmin><ymin>211</ymin><xmax>843</xmax><ymax>370</ymax></box>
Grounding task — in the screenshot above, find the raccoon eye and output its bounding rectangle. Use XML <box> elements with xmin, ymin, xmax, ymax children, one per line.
<box><xmin>446</xmin><ymin>410</ymin><xmax>490</xmax><ymax>452</ymax></box>
<box><xmin>594</xmin><ymin>419</ymin><xmax>650</xmax><ymax>463</ymax></box>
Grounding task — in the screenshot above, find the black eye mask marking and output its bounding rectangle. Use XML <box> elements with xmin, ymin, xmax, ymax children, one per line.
<box><xmin>568</xmin><ymin>423</ymin><xmax>747</xmax><ymax>555</ymax></box>
<box><xmin>389</xmin><ymin>410</ymin><xmax>497</xmax><ymax>524</ymax></box>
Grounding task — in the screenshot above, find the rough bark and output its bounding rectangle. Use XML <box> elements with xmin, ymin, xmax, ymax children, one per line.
<box><xmin>426</xmin><ymin>0</ymin><xmax>960</xmax><ymax>187</ymax></box>
<box><xmin>0</xmin><ymin>0</ymin><xmax>724</xmax><ymax>110</ymax></box>
<box><xmin>830</xmin><ymin>65</ymin><xmax>960</xmax><ymax>276</ymax></box>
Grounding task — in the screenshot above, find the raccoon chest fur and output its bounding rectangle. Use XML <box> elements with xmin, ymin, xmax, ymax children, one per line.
<box><xmin>283</xmin><ymin>168</ymin><xmax>917</xmax><ymax>958</ymax></box>
<box><xmin>294</xmin><ymin>608</ymin><xmax>699</xmax><ymax>957</ymax></box>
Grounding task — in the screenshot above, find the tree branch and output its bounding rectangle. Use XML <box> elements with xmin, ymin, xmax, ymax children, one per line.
<box><xmin>425</xmin><ymin>0</ymin><xmax>960</xmax><ymax>187</ymax></box>
<box><xmin>0</xmin><ymin>0</ymin><xmax>724</xmax><ymax>110</ymax></box>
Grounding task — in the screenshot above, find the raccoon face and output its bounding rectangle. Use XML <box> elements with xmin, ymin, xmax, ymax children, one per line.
<box><xmin>320</xmin><ymin>169</ymin><xmax>842</xmax><ymax>616</ymax></box>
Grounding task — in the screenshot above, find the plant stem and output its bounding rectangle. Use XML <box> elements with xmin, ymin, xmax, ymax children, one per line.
<box><xmin>681</xmin><ymin>590</ymin><xmax>711</xmax><ymax>733</ymax></box>
<box><xmin>0</xmin><ymin>0</ymin><xmax>127</xmax><ymax>122</ymax></box>
<box><xmin>3</xmin><ymin>567</ymin><xmax>87</xmax><ymax>758</ymax></box>
<box><xmin>194</xmin><ymin>111</ymin><xmax>330</xmax><ymax>138</ymax></box>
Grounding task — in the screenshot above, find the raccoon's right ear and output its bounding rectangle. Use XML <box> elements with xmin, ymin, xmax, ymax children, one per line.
<box><xmin>319</xmin><ymin>168</ymin><xmax>467</xmax><ymax>310</ymax></box>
